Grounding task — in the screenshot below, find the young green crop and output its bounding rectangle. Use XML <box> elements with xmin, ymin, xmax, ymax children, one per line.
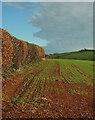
<box><xmin>47</xmin><ymin>59</ymin><xmax>93</xmax><ymax>86</ymax></box>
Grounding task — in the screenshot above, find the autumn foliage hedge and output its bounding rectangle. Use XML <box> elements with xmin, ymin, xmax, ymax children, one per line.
<box><xmin>2</xmin><ymin>29</ymin><xmax>45</xmax><ymax>70</ymax></box>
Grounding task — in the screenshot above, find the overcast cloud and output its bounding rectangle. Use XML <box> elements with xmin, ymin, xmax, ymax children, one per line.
<box><xmin>30</xmin><ymin>2</ymin><xmax>93</xmax><ymax>53</ymax></box>
<box><xmin>3</xmin><ymin>2</ymin><xmax>93</xmax><ymax>54</ymax></box>
<box><xmin>4</xmin><ymin>2</ymin><xmax>33</xmax><ymax>9</ymax></box>
<box><xmin>2</xmin><ymin>0</ymin><xmax>94</xmax><ymax>2</ymax></box>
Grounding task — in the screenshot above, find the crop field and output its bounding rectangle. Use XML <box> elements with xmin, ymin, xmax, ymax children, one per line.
<box><xmin>46</xmin><ymin>50</ymin><xmax>95</xmax><ymax>60</ymax></box>
<box><xmin>2</xmin><ymin>59</ymin><xmax>94</xmax><ymax>119</ymax></box>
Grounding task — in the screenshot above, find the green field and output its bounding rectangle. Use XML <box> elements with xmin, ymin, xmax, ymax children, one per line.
<box><xmin>3</xmin><ymin>58</ymin><xmax>94</xmax><ymax>118</ymax></box>
<box><xmin>47</xmin><ymin>59</ymin><xmax>93</xmax><ymax>85</ymax></box>
<box><xmin>46</xmin><ymin>50</ymin><xmax>95</xmax><ymax>60</ymax></box>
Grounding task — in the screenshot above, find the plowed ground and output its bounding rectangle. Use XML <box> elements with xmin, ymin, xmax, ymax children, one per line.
<box><xmin>2</xmin><ymin>59</ymin><xmax>94</xmax><ymax>119</ymax></box>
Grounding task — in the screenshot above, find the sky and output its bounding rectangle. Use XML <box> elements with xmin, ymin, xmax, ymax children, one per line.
<box><xmin>2</xmin><ymin>2</ymin><xmax>93</xmax><ymax>54</ymax></box>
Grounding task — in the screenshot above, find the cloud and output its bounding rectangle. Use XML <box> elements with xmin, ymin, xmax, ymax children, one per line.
<box><xmin>2</xmin><ymin>0</ymin><xmax>94</xmax><ymax>2</ymax></box>
<box><xmin>2</xmin><ymin>2</ymin><xmax>93</xmax><ymax>53</ymax></box>
<box><xmin>29</xmin><ymin>2</ymin><xmax>93</xmax><ymax>54</ymax></box>
<box><xmin>3</xmin><ymin>2</ymin><xmax>34</xmax><ymax>9</ymax></box>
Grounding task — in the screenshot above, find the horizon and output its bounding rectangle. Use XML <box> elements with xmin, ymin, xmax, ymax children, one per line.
<box><xmin>1</xmin><ymin>27</ymin><xmax>93</xmax><ymax>54</ymax></box>
<box><xmin>46</xmin><ymin>48</ymin><xmax>94</xmax><ymax>55</ymax></box>
<box><xmin>2</xmin><ymin>2</ymin><xmax>93</xmax><ymax>54</ymax></box>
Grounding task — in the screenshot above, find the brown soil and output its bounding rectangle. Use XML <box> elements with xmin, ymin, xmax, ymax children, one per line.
<box><xmin>2</xmin><ymin>61</ymin><xmax>94</xmax><ymax>119</ymax></box>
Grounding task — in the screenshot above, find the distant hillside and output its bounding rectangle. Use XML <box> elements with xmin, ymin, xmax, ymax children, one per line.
<box><xmin>46</xmin><ymin>49</ymin><xmax>95</xmax><ymax>60</ymax></box>
<box><xmin>2</xmin><ymin>28</ymin><xmax>45</xmax><ymax>71</ymax></box>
